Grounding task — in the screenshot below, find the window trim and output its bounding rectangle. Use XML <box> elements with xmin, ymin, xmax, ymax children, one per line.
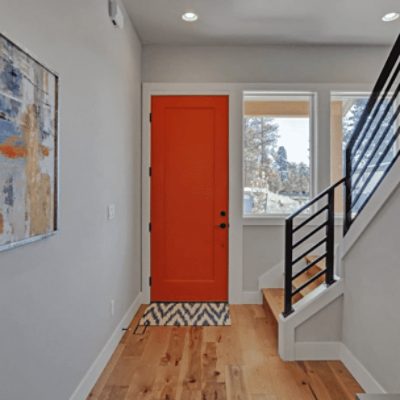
<box><xmin>242</xmin><ymin>91</ymin><xmax>317</xmax><ymax>218</ymax></box>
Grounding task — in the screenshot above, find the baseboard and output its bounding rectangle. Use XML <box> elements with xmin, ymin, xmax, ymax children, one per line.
<box><xmin>69</xmin><ymin>292</ymin><xmax>143</xmax><ymax>400</ymax></box>
<box><xmin>241</xmin><ymin>291</ymin><xmax>262</xmax><ymax>304</ymax></box>
<box><xmin>293</xmin><ymin>342</ymin><xmax>386</xmax><ymax>393</ymax></box>
<box><xmin>340</xmin><ymin>344</ymin><xmax>386</xmax><ymax>394</ymax></box>
<box><xmin>295</xmin><ymin>341</ymin><xmax>341</xmax><ymax>360</ymax></box>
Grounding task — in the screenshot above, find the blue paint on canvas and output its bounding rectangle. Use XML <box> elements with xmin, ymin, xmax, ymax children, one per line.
<box><xmin>0</xmin><ymin>62</ymin><xmax>22</xmax><ymax>97</ymax></box>
<box><xmin>3</xmin><ymin>176</ymin><xmax>14</xmax><ymax>206</ymax></box>
<box><xmin>0</xmin><ymin>94</ymin><xmax>21</xmax><ymax>117</ymax></box>
<box><xmin>0</xmin><ymin>120</ymin><xmax>21</xmax><ymax>143</ymax></box>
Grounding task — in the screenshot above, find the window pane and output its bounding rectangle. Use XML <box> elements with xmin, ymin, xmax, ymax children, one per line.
<box><xmin>330</xmin><ymin>93</ymin><xmax>396</xmax><ymax>214</ymax></box>
<box><xmin>243</xmin><ymin>93</ymin><xmax>312</xmax><ymax>216</ymax></box>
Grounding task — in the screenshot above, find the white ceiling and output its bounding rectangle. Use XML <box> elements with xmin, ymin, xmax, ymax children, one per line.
<box><xmin>122</xmin><ymin>0</ymin><xmax>400</xmax><ymax>46</ymax></box>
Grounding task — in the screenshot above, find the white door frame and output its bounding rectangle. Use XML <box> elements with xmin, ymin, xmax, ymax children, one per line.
<box><xmin>142</xmin><ymin>83</ymin><xmax>243</xmax><ymax>304</ymax></box>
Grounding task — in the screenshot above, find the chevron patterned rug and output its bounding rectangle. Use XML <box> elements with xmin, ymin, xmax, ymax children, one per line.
<box><xmin>139</xmin><ymin>302</ymin><xmax>231</xmax><ymax>326</ymax></box>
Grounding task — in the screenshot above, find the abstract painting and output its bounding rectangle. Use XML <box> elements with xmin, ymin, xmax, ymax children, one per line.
<box><xmin>0</xmin><ymin>33</ymin><xmax>58</xmax><ymax>251</ymax></box>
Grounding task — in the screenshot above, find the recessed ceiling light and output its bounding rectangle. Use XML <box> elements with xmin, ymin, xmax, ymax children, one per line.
<box><xmin>382</xmin><ymin>12</ymin><xmax>400</xmax><ymax>22</ymax></box>
<box><xmin>182</xmin><ymin>12</ymin><xmax>198</xmax><ymax>22</ymax></box>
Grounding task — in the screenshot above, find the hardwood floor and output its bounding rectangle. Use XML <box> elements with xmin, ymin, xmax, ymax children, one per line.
<box><xmin>88</xmin><ymin>305</ymin><xmax>363</xmax><ymax>400</ymax></box>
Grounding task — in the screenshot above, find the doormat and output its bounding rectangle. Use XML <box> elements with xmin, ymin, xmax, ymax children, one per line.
<box><xmin>139</xmin><ymin>302</ymin><xmax>231</xmax><ymax>326</ymax></box>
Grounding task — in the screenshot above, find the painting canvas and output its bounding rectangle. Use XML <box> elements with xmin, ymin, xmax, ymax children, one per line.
<box><xmin>0</xmin><ymin>33</ymin><xmax>58</xmax><ymax>251</ymax></box>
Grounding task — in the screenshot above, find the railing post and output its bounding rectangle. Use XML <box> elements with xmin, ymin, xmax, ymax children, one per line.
<box><xmin>326</xmin><ymin>189</ymin><xmax>336</xmax><ymax>286</ymax></box>
<box><xmin>344</xmin><ymin>146</ymin><xmax>352</xmax><ymax>235</ymax></box>
<box><xmin>283</xmin><ymin>218</ymin><xmax>294</xmax><ymax>317</ymax></box>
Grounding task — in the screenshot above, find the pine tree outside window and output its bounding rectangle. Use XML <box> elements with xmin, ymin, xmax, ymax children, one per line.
<box><xmin>243</xmin><ymin>93</ymin><xmax>313</xmax><ymax>216</ymax></box>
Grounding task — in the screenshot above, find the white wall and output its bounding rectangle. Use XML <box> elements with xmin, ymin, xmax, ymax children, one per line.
<box><xmin>0</xmin><ymin>1</ymin><xmax>142</xmax><ymax>400</ymax></box>
<box><xmin>142</xmin><ymin>43</ymin><xmax>391</xmax><ymax>295</ymax></box>
<box><xmin>342</xmin><ymin>184</ymin><xmax>400</xmax><ymax>392</ymax></box>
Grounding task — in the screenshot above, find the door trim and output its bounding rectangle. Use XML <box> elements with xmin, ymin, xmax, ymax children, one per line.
<box><xmin>142</xmin><ymin>83</ymin><xmax>243</xmax><ymax>304</ymax></box>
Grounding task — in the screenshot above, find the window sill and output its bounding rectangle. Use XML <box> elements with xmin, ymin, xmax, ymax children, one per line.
<box><xmin>242</xmin><ymin>215</ymin><xmax>344</xmax><ymax>226</ymax></box>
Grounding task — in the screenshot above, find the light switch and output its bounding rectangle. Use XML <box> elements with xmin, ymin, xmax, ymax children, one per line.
<box><xmin>107</xmin><ymin>204</ymin><xmax>116</xmax><ymax>220</ymax></box>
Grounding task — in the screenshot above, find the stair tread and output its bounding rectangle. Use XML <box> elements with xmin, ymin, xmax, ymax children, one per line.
<box><xmin>292</xmin><ymin>272</ymin><xmax>325</xmax><ymax>296</ymax></box>
<box><xmin>293</xmin><ymin>254</ymin><xmax>325</xmax><ymax>296</ymax></box>
<box><xmin>262</xmin><ymin>288</ymin><xmax>284</xmax><ymax>321</ymax></box>
<box><xmin>262</xmin><ymin>256</ymin><xmax>326</xmax><ymax>320</ymax></box>
<box><xmin>304</xmin><ymin>255</ymin><xmax>326</xmax><ymax>272</ymax></box>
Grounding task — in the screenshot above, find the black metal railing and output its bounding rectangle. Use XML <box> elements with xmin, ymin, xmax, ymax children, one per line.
<box><xmin>344</xmin><ymin>33</ymin><xmax>400</xmax><ymax>232</ymax></box>
<box><xmin>282</xmin><ymin>34</ymin><xmax>400</xmax><ymax>317</ymax></box>
<box><xmin>283</xmin><ymin>178</ymin><xmax>344</xmax><ymax>317</ymax></box>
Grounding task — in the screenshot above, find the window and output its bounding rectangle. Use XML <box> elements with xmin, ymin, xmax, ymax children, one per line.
<box><xmin>330</xmin><ymin>93</ymin><xmax>396</xmax><ymax>213</ymax></box>
<box><xmin>243</xmin><ymin>93</ymin><xmax>313</xmax><ymax>216</ymax></box>
<box><xmin>330</xmin><ymin>93</ymin><xmax>369</xmax><ymax>186</ymax></box>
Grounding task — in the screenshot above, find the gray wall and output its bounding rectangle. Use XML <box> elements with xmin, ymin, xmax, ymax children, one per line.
<box><xmin>296</xmin><ymin>296</ymin><xmax>343</xmax><ymax>342</ymax></box>
<box><xmin>0</xmin><ymin>1</ymin><xmax>142</xmax><ymax>399</ymax></box>
<box><xmin>143</xmin><ymin>44</ymin><xmax>390</xmax><ymax>83</ymax></box>
<box><xmin>143</xmin><ymin>43</ymin><xmax>391</xmax><ymax>293</ymax></box>
<box><xmin>342</xmin><ymin>185</ymin><xmax>400</xmax><ymax>392</ymax></box>
<box><xmin>243</xmin><ymin>226</ymin><xmax>284</xmax><ymax>290</ymax></box>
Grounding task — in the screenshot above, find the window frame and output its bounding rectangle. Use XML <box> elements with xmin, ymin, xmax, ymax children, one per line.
<box><xmin>242</xmin><ymin>91</ymin><xmax>317</xmax><ymax>219</ymax></box>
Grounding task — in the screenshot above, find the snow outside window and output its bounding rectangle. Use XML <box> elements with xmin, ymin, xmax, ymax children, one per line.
<box><xmin>243</xmin><ymin>93</ymin><xmax>313</xmax><ymax>217</ymax></box>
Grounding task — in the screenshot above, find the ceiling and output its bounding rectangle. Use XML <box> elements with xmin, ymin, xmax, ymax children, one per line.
<box><xmin>122</xmin><ymin>0</ymin><xmax>400</xmax><ymax>46</ymax></box>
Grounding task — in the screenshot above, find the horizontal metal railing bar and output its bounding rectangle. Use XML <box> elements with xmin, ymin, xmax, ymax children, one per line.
<box><xmin>292</xmin><ymin>222</ymin><xmax>328</xmax><ymax>249</ymax></box>
<box><xmin>352</xmin><ymin>61</ymin><xmax>400</xmax><ymax>156</ymax></box>
<box><xmin>351</xmin><ymin>86</ymin><xmax>400</xmax><ymax>174</ymax></box>
<box><xmin>347</xmin><ymin>34</ymin><xmax>400</xmax><ymax>151</ymax></box>
<box><xmin>292</xmin><ymin>253</ymin><xmax>327</xmax><ymax>280</ymax></box>
<box><xmin>348</xmin><ymin>149</ymin><xmax>400</xmax><ymax>225</ymax></box>
<box><xmin>292</xmin><ymin>238</ymin><xmax>327</xmax><ymax>265</ymax></box>
<box><xmin>351</xmin><ymin>125</ymin><xmax>400</xmax><ymax>208</ymax></box>
<box><xmin>288</xmin><ymin>178</ymin><xmax>345</xmax><ymax>220</ymax></box>
<box><xmin>351</xmin><ymin>102</ymin><xmax>400</xmax><ymax>190</ymax></box>
<box><xmin>292</xmin><ymin>206</ymin><xmax>329</xmax><ymax>233</ymax></box>
<box><xmin>291</xmin><ymin>269</ymin><xmax>327</xmax><ymax>297</ymax></box>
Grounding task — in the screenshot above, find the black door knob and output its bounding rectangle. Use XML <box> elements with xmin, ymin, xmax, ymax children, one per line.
<box><xmin>219</xmin><ymin>223</ymin><xmax>227</xmax><ymax>229</ymax></box>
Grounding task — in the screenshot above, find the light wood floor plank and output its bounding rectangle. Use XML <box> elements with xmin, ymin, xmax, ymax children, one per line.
<box><xmin>88</xmin><ymin>305</ymin><xmax>364</xmax><ymax>400</ymax></box>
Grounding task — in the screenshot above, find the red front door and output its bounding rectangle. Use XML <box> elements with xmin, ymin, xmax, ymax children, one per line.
<box><xmin>151</xmin><ymin>96</ymin><xmax>229</xmax><ymax>301</ymax></box>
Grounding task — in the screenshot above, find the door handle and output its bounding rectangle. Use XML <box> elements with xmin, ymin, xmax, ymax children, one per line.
<box><xmin>218</xmin><ymin>223</ymin><xmax>227</xmax><ymax>229</ymax></box>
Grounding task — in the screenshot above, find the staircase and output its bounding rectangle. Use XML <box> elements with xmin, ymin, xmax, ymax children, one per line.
<box><xmin>262</xmin><ymin>33</ymin><xmax>400</xmax><ymax>331</ymax></box>
<box><xmin>262</xmin><ymin>255</ymin><xmax>325</xmax><ymax>322</ymax></box>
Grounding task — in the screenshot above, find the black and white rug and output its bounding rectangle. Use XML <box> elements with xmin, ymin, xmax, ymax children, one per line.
<box><xmin>139</xmin><ymin>302</ymin><xmax>231</xmax><ymax>326</ymax></box>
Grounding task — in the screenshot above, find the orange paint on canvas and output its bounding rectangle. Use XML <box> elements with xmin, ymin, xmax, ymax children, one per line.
<box><xmin>0</xmin><ymin>144</ymin><xmax>27</xmax><ymax>158</ymax></box>
<box><xmin>40</xmin><ymin>145</ymin><xmax>50</xmax><ymax>157</ymax></box>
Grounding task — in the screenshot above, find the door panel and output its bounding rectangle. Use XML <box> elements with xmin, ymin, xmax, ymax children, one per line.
<box><xmin>151</xmin><ymin>96</ymin><xmax>229</xmax><ymax>301</ymax></box>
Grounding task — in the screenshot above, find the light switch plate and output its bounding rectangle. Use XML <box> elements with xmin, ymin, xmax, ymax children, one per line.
<box><xmin>107</xmin><ymin>204</ymin><xmax>116</xmax><ymax>220</ymax></box>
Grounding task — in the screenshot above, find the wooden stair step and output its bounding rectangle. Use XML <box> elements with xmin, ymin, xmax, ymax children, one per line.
<box><xmin>262</xmin><ymin>255</ymin><xmax>326</xmax><ymax>320</ymax></box>
<box><xmin>292</xmin><ymin>254</ymin><xmax>326</xmax><ymax>297</ymax></box>
<box><xmin>304</xmin><ymin>255</ymin><xmax>325</xmax><ymax>274</ymax></box>
<box><xmin>292</xmin><ymin>271</ymin><xmax>325</xmax><ymax>297</ymax></box>
<box><xmin>262</xmin><ymin>288</ymin><xmax>284</xmax><ymax>321</ymax></box>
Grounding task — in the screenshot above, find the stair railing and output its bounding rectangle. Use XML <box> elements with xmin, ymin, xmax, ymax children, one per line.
<box><xmin>283</xmin><ymin>34</ymin><xmax>400</xmax><ymax>317</ymax></box>
<box><xmin>344</xmin><ymin>34</ymin><xmax>400</xmax><ymax>232</ymax></box>
<box><xmin>283</xmin><ymin>178</ymin><xmax>344</xmax><ymax>317</ymax></box>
